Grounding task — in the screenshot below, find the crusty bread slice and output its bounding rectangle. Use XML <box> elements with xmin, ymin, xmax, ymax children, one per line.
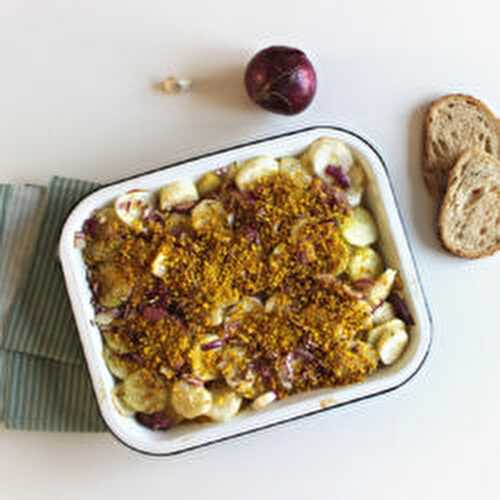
<box><xmin>423</xmin><ymin>94</ymin><xmax>499</xmax><ymax>199</ymax></box>
<box><xmin>439</xmin><ymin>149</ymin><xmax>500</xmax><ymax>258</ymax></box>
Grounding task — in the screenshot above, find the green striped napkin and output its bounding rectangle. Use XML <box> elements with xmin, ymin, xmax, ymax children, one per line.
<box><xmin>0</xmin><ymin>178</ymin><xmax>107</xmax><ymax>431</ymax></box>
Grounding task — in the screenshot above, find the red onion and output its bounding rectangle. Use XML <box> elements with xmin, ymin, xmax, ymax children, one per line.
<box><xmin>83</xmin><ymin>217</ymin><xmax>99</xmax><ymax>238</ymax></box>
<box><xmin>224</xmin><ymin>321</ymin><xmax>240</xmax><ymax>337</ymax></box>
<box><xmin>136</xmin><ymin>411</ymin><xmax>172</xmax><ymax>431</ymax></box>
<box><xmin>73</xmin><ymin>231</ymin><xmax>86</xmax><ymax>249</ymax></box>
<box><xmin>172</xmin><ymin>201</ymin><xmax>196</xmax><ymax>213</ymax></box>
<box><xmin>122</xmin><ymin>352</ymin><xmax>144</xmax><ymax>365</ymax></box>
<box><xmin>294</xmin><ymin>348</ymin><xmax>315</xmax><ymax>362</ymax></box>
<box><xmin>341</xmin><ymin>283</ymin><xmax>365</xmax><ymax>300</ymax></box>
<box><xmin>351</xmin><ymin>278</ymin><xmax>375</xmax><ymax>291</ymax></box>
<box><xmin>244</xmin><ymin>46</ymin><xmax>317</xmax><ymax>115</ymax></box>
<box><xmin>325</xmin><ymin>165</ymin><xmax>351</xmax><ymax>189</ymax></box>
<box><xmin>241</xmin><ymin>226</ymin><xmax>260</xmax><ymax>244</ymax></box>
<box><xmin>200</xmin><ymin>338</ymin><xmax>224</xmax><ymax>351</ymax></box>
<box><xmin>388</xmin><ymin>292</ymin><xmax>415</xmax><ymax>326</ymax></box>
<box><xmin>320</xmin><ymin>181</ymin><xmax>350</xmax><ymax>211</ymax></box>
<box><xmin>183</xmin><ymin>376</ymin><xmax>203</xmax><ymax>387</ymax></box>
<box><xmin>277</xmin><ymin>352</ymin><xmax>295</xmax><ymax>390</ymax></box>
<box><xmin>142</xmin><ymin>306</ymin><xmax>167</xmax><ymax>322</ymax></box>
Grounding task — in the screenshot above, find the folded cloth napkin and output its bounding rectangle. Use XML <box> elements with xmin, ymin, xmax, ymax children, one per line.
<box><xmin>0</xmin><ymin>177</ymin><xmax>107</xmax><ymax>431</ymax></box>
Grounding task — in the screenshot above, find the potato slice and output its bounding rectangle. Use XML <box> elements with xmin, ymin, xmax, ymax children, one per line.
<box><xmin>366</xmin><ymin>318</ymin><xmax>405</xmax><ymax>345</ymax></box>
<box><xmin>206</xmin><ymin>387</ymin><xmax>242</xmax><ymax>422</ymax></box>
<box><xmin>225</xmin><ymin>296</ymin><xmax>263</xmax><ymax>323</ymax></box>
<box><xmin>372</xmin><ymin>301</ymin><xmax>396</xmax><ymax>325</ymax></box>
<box><xmin>117</xmin><ymin>369</ymin><xmax>168</xmax><ymax>413</ymax></box>
<box><xmin>114</xmin><ymin>190</ymin><xmax>154</xmax><ymax>229</ymax></box>
<box><xmin>251</xmin><ymin>391</ymin><xmax>277</xmax><ymax>410</ymax></box>
<box><xmin>345</xmin><ymin>188</ymin><xmax>363</xmax><ymax>208</ymax></box>
<box><xmin>377</xmin><ymin>326</ymin><xmax>409</xmax><ymax>365</ymax></box>
<box><xmin>151</xmin><ymin>252</ymin><xmax>167</xmax><ymax>278</ymax></box>
<box><xmin>102</xmin><ymin>329</ymin><xmax>135</xmax><ymax>354</ymax></box>
<box><xmin>366</xmin><ymin>269</ymin><xmax>397</xmax><ymax>308</ymax></box>
<box><xmin>103</xmin><ymin>348</ymin><xmax>141</xmax><ymax>380</ymax></box>
<box><xmin>163</xmin><ymin>213</ymin><xmax>191</xmax><ymax>235</ymax></box>
<box><xmin>344</xmin><ymin>163</ymin><xmax>365</xmax><ymax>207</ymax></box>
<box><xmin>347</xmin><ymin>247</ymin><xmax>383</xmax><ymax>281</ymax></box>
<box><xmin>264</xmin><ymin>293</ymin><xmax>291</xmax><ymax>314</ymax></box>
<box><xmin>305</xmin><ymin>137</ymin><xmax>354</xmax><ymax>178</ymax></box>
<box><xmin>188</xmin><ymin>334</ymin><xmax>222</xmax><ymax>382</ymax></box>
<box><xmin>279</xmin><ymin>157</ymin><xmax>312</xmax><ymax>187</ymax></box>
<box><xmin>159</xmin><ymin>179</ymin><xmax>199</xmax><ymax>211</ymax></box>
<box><xmin>171</xmin><ymin>380</ymin><xmax>212</xmax><ymax>419</ymax></box>
<box><xmin>341</xmin><ymin>207</ymin><xmax>378</xmax><ymax>246</ymax></box>
<box><xmin>235</xmin><ymin>155</ymin><xmax>279</xmax><ymax>190</ymax></box>
<box><xmin>220</xmin><ymin>346</ymin><xmax>258</xmax><ymax>399</ymax></box>
<box><xmin>191</xmin><ymin>199</ymin><xmax>228</xmax><ymax>232</ymax></box>
<box><xmin>95</xmin><ymin>262</ymin><xmax>133</xmax><ymax>308</ymax></box>
<box><xmin>196</xmin><ymin>171</ymin><xmax>222</xmax><ymax>196</ymax></box>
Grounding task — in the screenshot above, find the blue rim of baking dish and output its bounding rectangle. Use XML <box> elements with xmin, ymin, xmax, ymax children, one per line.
<box><xmin>61</xmin><ymin>125</ymin><xmax>433</xmax><ymax>457</ymax></box>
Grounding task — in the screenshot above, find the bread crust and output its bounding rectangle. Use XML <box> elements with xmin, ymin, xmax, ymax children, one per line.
<box><xmin>423</xmin><ymin>94</ymin><xmax>499</xmax><ymax>200</ymax></box>
<box><xmin>438</xmin><ymin>148</ymin><xmax>500</xmax><ymax>258</ymax></box>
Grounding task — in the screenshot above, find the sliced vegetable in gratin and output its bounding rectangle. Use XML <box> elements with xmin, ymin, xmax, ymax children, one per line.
<box><xmin>79</xmin><ymin>138</ymin><xmax>413</xmax><ymax>431</ymax></box>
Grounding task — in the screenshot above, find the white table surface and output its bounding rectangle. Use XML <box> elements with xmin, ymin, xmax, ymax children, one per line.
<box><xmin>1</xmin><ymin>1</ymin><xmax>499</xmax><ymax>498</ymax></box>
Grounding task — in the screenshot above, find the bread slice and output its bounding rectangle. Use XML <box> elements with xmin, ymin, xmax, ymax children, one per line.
<box><xmin>439</xmin><ymin>149</ymin><xmax>500</xmax><ymax>258</ymax></box>
<box><xmin>423</xmin><ymin>94</ymin><xmax>499</xmax><ymax>199</ymax></box>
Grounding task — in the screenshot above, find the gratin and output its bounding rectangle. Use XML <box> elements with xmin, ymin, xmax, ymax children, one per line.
<box><xmin>78</xmin><ymin>137</ymin><xmax>414</xmax><ymax>430</ymax></box>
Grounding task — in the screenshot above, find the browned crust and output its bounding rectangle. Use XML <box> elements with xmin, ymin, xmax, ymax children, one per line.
<box><xmin>437</xmin><ymin>148</ymin><xmax>500</xmax><ymax>258</ymax></box>
<box><xmin>422</xmin><ymin>94</ymin><xmax>499</xmax><ymax>201</ymax></box>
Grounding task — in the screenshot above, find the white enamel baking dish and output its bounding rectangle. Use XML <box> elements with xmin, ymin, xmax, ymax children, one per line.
<box><xmin>59</xmin><ymin>126</ymin><xmax>432</xmax><ymax>456</ymax></box>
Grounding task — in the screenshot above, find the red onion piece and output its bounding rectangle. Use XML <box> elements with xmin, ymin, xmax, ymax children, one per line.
<box><xmin>74</xmin><ymin>231</ymin><xmax>86</xmax><ymax>249</ymax></box>
<box><xmin>200</xmin><ymin>339</ymin><xmax>224</xmax><ymax>351</ymax></box>
<box><xmin>142</xmin><ymin>306</ymin><xmax>167</xmax><ymax>322</ymax></box>
<box><xmin>183</xmin><ymin>376</ymin><xmax>203</xmax><ymax>387</ymax></box>
<box><xmin>122</xmin><ymin>352</ymin><xmax>144</xmax><ymax>365</ymax></box>
<box><xmin>173</xmin><ymin>201</ymin><xmax>196</xmax><ymax>213</ymax></box>
<box><xmin>294</xmin><ymin>348</ymin><xmax>315</xmax><ymax>362</ymax></box>
<box><xmin>242</xmin><ymin>226</ymin><xmax>260</xmax><ymax>244</ymax></box>
<box><xmin>224</xmin><ymin>321</ymin><xmax>240</xmax><ymax>338</ymax></box>
<box><xmin>277</xmin><ymin>353</ymin><xmax>295</xmax><ymax>390</ymax></box>
<box><xmin>341</xmin><ymin>283</ymin><xmax>365</xmax><ymax>300</ymax></box>
<box><xmin>320</xmin><ymin>181</ymin><xmax>350</xmax><ymax>211</ymax></box>
<box><xmin>325</xmin><ymin>165</ymin><xmax>351</xmax><ymax>189</ymax></box>
<box><xmin>244</xmin><ymin>46</ymin><xmax>317</xmax><ymax>115</ymax></box>
<box><xmin>388</xmin><ymin>292</ymin><xmax>415</xmax><ymax>326</ymax></box>
<box><xmin>351</xmin><ymin>278</ymin><xmax>375</xmax><ymax>291</ymax></box>
<box><xmin>83</xmin><ymin>217</ymin><xmax>99</xmax><ymax>238</ymax></box>
<box><xmin>136</xmin><ymin>411</ymin><xmax>172</xmax><ymax>431</ymax></box>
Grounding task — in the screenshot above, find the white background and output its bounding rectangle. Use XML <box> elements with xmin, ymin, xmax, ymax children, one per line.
<box><xmin>1</xmin><ymin>1</ymin><xmax>499</xmax><ymax>499</ymax></box>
